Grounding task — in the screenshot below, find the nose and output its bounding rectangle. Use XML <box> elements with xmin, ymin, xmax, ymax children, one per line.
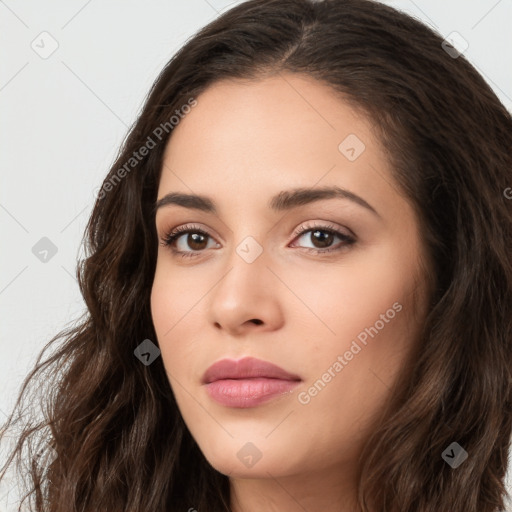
<box><xmin>208</xmin><ymin>245</ymin><xmax>284</xmax><ymax>337</ymax></box>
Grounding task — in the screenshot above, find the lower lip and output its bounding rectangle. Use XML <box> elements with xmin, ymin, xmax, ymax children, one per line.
<box><xmin>204</xmin><ymin>378</ymin><xmax>301</xmax><ymax>408</ymax></box>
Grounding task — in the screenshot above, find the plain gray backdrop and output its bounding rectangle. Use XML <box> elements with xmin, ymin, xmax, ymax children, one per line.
<box><xmin>1</xmin><ymin>0</ymin><xmax>511</xmax><ymax>509</ymax></box>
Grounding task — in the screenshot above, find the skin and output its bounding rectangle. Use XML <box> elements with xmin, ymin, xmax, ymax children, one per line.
<box><xmin>150</xmin><ymin>72</ymin><xmax>432</xmax><ymax>512</ymax></box>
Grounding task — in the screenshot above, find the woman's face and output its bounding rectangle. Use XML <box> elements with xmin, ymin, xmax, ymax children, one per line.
<box><xmin>151</xmin><ymin>73</ymin><xmax>430</xmax><ymax>485</ymax></box>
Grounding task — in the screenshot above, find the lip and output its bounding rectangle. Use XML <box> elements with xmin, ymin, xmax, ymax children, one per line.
<box><xmin>202</xmin><ymin>356</ymin><xmax>301</xmax><ymax>383</ymax></box>
<box><xmin>202</xmin><ymin>357</ymin><xmax>302</xmax><ymax>408</ymax></box>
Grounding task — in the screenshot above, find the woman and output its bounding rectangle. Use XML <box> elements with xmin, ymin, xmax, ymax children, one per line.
<box><xmin>1</xmin><ymin>0</ymin><xmax>511</xmax><ymax>511</ymax></box>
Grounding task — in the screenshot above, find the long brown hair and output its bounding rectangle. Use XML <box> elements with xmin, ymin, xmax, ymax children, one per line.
<box><xmin>1</xmin><ymin>0</ymin><xmax>511</xmax><ymax>510</ymax></box>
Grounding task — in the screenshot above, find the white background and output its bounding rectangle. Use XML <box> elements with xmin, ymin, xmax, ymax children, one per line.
<box><xmin>1</xmin><ymin>0</ymin><xmax>511</xmax><ymax>509</ymax></box>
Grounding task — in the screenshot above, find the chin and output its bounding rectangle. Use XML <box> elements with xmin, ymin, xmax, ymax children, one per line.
<box><xmin>197</xmin><ymin>436</ymin><xmax>300</xmax><ymax>479</ymax></box>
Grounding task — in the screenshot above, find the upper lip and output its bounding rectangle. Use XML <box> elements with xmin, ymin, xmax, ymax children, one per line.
<box><xmin>202</xmin><ymin>357</ymin><xmax>302</xmax><ymax>384</ymax></box>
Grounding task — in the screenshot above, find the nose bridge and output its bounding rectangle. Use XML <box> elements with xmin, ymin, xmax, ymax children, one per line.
<box><xmin>217</xmin><ymin>233</ymin><xmax>269</xmax><ymax>299</ymax></box>
<box><xmin>207</xmin><ymin>231</ymin><xmax>283</xmax><ymax>332</ymax></box>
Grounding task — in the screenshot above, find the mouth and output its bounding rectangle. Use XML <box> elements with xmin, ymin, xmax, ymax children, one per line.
<box><xmin>202</xmin><ymin>356</ymin><xmax>302</xmax><ymax>408</ymax></box>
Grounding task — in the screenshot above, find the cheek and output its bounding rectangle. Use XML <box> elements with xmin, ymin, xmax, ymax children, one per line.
<box><xmin>150</xmin><ymin>262</ymin><xmax>196</xmax><ymax>335</ymax></box>
<box><xmin>291</xmin><ymin>250</ymin><xmax>419</xmax><ymax>406</ymax></box>
<box><xmin>150</xmin><ymin>268</ymin><xmax>205</xmax><ymax>386</ymax></box>
<box><xmin>150</xmin><ymin>272</ymin><xmax>186</xmax><ymax>372</ymax></box>
<box><xmin>150</xmin><ymin>272</ymin><xmax>172</xmax><ymax>337</ymax></box>
<box><xmin>282</xmin><ymin>248</ymin><xmax>414</xmax><ymax>345</ymax></box>
<box><xmin>150</xmin><ymin>279</ymin><xmax>205</xmax><ymax>437</ymax></box>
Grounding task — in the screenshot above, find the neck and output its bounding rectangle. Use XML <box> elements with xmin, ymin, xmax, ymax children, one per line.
<box><xmin>229</xmin><ymin>464</ymin><xmax>362</xmax><ymax>512</ymax></box>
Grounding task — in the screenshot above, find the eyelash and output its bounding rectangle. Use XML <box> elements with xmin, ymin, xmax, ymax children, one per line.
<box><xmin>159</xmin><ymin>222</ymin><xmax>355</xmax><ymax>259</ymax></box>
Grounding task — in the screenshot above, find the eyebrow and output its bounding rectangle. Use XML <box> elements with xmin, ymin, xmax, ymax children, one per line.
<box><xmin>154</xmin><ymin>186</ymin><xmax>380</xmax><ymax>217</ymax></box>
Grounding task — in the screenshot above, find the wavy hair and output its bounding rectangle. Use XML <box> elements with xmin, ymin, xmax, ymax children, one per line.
<box><xmin>1</xmin><ymin>0</ymin><xmax>511</xmax><ymax>510</ymax></box>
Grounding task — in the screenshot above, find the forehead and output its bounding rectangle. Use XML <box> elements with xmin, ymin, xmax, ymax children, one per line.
<box><xmin>164</xmin><ymin>73</ymin><xmax>376</xmax><ymax>162</ymax></box>
<box><xmin>157</xmin><ymin>73</ymin><xmax>399</xmax><ymax>218</ymax></box>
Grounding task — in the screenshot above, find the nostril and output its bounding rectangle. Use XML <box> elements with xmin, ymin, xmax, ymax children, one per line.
<box><xmin>250</xmin><ymin>319</ymin><xmax>263</xmax><ymax>325</ymax></box>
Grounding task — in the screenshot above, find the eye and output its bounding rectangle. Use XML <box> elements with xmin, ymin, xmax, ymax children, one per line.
<box><xmin>159</xmin><ymin>224</ymin><xmax>219</xmax><ymax>259</ymax></box>
<box><xmin>159</xmin><ymin>221</ymin><xmax>356</xmax><ymax>259</ymax></box>
<box><xmin>290</xmin><ymin>222</ymin><xmax>355</xmax><ymax>254</ymax></box>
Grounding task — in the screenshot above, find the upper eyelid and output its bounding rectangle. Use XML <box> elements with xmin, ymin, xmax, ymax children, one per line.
<box><xmin>162</xmin><ymin>221</ymin><xmax>352</xmax><ymax>243</ymax></box>
<box><xmin>164</xmin><ymin>223</ymin><xmax>220</xmax><ymax>241</ymax></box>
